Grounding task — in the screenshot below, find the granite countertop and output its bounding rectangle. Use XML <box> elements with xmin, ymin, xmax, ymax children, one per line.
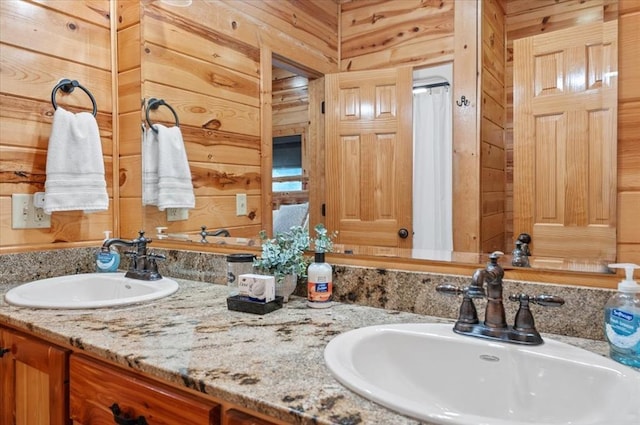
<box><xmin>0</xmin><ymin>278</ymin><xmax>611</xmax><ymax>425</ymax></box>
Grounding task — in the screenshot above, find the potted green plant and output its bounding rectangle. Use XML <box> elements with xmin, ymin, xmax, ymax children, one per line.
<box><xmin>253</xmin><ymin>224</ymin><xmax>336</xmax><ymax>302</ymax></box>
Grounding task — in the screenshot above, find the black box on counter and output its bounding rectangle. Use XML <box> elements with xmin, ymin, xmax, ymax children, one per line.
<box><xmin>226</xmin><ymin>295</ymin><xmax>284</xmax><ymax>315</ymax></box>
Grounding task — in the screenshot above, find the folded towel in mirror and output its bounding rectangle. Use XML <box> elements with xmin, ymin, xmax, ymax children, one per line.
<box><xmin>142</xmin><ymin>124</ymin><xmax>194</xmax><ymax>210</ymax></box>
<box><xmin>43</xmin><ymin>107</ymin><xmax>108</xmax><ymax>214</ymax></box>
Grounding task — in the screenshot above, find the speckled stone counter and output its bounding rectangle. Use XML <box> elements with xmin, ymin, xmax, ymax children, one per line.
<box><xmin>0</xmin><ymin>277</ymin><xmax>613</xmax><ymax>425</ymax></box>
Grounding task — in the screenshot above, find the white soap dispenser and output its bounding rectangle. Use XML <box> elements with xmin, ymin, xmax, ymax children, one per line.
<box><xmin>96</xmin><ymin>230</ymin><xmax>120</xmax><ymax>273</ymax></box>
<box><xmin>307</xmin><ymin>251</ymin><xmax>333</xmax><ymax>308</ymax></box>
<box><xmin>604</xmin><ymin>263</ymin><xmax>640</xmax><ymax>368</ymax></box>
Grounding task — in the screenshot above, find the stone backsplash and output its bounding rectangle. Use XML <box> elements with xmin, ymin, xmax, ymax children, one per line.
<box><xmin>0</xmin><ymin>247</ymin><xmax>613</xmax><ymax>340</ymax></box>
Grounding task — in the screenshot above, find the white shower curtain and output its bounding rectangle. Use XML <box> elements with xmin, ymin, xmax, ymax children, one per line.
<box><xmin>412</xmin><ymin>86</ymin><xmax>453</xmax><ymax>257</ymax></box>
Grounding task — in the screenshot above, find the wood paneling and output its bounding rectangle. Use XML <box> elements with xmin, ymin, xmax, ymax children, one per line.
<box><xmin>340</xmin><ymin>0</ymin><xmax>455</xmax><ymax>71</ymax></box>
<box><xmin>617</xmin><ymin>8</ymin><xmax>640</xmax><ymax>261</ymax></box>
<box><xmin>452</xmin><ymin>0</ymin><xmax>481</xmax><ymax>253</ymax></box>
<box><xmin>480</xmin><ymin>0</ymin><xmax>506</xmax><ymax>254</ymax></box>
<box><xmin>0</xmin><ymin>0</ymin><xmax>114</xmax><ymax>250</ymax></box>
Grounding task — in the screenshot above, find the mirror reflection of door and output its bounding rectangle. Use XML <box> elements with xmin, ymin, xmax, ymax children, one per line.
<box><xmin>325</xmin><ymin>67</ymin><xmax>413</xmax><ymax>250</ymax></box>
<box><xmin>514</xmin><ymin>21</ymin><xmax>618</xmax><ymax>263</ymax></box>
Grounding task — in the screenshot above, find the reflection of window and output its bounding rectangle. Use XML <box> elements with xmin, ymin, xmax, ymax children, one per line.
<box><xmin>273</xmin><ymin>135</ymin><xmax>302</xmax><ymax>191</ymax></box>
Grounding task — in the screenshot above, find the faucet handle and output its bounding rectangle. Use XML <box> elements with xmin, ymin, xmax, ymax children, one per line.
<box><xmin>509</xmin><ymin>293</ymin><xmax>564</xmax><ymax>307</ymax></box>
<box><xmin>435</xmin><ymin>283</ymin><xmax>464</xmax><ymax>295</ymax></box>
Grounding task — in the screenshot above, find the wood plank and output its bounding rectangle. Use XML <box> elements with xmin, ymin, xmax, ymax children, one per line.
<box><xmin>619</xmin><ymin>12</ymin><xmax>640</xmax><ymax>102</ymax></box>
<box><xmin>116</xmin><ymin>0</ymin><xmax>140</xmax><ymax>30</ymax></box>
<box><xmin>117</xmin><ymin>68</ymin><xmax>141</xmax><ymax>114</ymax></box>
<box><xmin>0</xmin><ymin>45</ymin><xmax>112</xmax><ymax>112</ymax></box>
<box><xmin>481</xmin><ymin>139</ymin><xmax>505</xmax><ymax>169</ymax></box>
<box><xmin>29</xmin><ymin>0</ymin><xmax>111</xmax><ymax>27</ymax></box>
<box><xmin>1</xmin><ymin>1</ymin><xmax>111</xmax><ymax>71</ymax></box>
<box><xmin>0</xmin><ymin>95</ymin><xmax>113</xmax><ymax>154</ymax></box>
<box><xmin>618</xmin><ymin>192</ymin><xmax>640</xmax><ymax>244</ymax></box>
<box><xmin>118</xmin><ymin>24</ymin><xmax>141</xmax><ymax>72</ymax></box>
<box><xmin>341</xmin><ymin>35</ymin><xmax>454</xmax><ymax>72</ymax></box>
<box><xmin>147</xmin><ymin>0</ymin><xmax>337</xmax><ymax>75</ymax></box>
<box><xmin>142</xmin><ymin>194</ymin><xmax>262</xmax><ymax>233</ymax></box>
<box><xmin>618</xmin><ymin>100</ymin><xmax>640</xmax><ymax>190</ymax></box>
<box><xmin>507</xmin><ymin>1</ymin><xmax>604</xmax><ymax>42</ymax></box>
<box><xmin>0</xmin><ymin>146</ymin><xmax>114</xmax><ymax>197</ymax></box>
<box><xmin>143</xmin><ymin>81</ymin><xmax>259</xmax><ymax>136</ymax></box>
<box><xmin>340</xmin><ymin>0</ymin><xmax>454</xmax><ymax>58</ymax></box>
<box><xmin>481</xmin><ymin>116</ymin><xmax>504</xmax><ymax>148</ymax></box>
<box><xmin>142</xmin><ymin>42</ymin><xmax>260</xmax><ymax>107</ymax></box>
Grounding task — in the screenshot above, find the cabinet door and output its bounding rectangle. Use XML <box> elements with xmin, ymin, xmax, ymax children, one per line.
<box><xmin>70</xmin><ymin>354</ymin><xmax>220</xmax><ymax>425</ymax></box>
<box><xmin>0</xmin><ymin>327</ymin><xmax>69</xmax><ymax>425</ymax></box>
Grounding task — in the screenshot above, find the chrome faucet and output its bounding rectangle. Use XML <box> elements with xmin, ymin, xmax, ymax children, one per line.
<box><xmin>437</xmin><ymin>251</ymin><xmax>565</xmax><ymax>345</ymax></box>
<box><xmin>102</xmin><ymin>230</ymin><xmax>165</xmax><ymax>280</ymax></box>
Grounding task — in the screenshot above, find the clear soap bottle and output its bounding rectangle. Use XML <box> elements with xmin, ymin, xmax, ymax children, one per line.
<box><xmin>604</xmin><ymin>263</ymin><xmax>640</xmax><ymax>368</ymax></box>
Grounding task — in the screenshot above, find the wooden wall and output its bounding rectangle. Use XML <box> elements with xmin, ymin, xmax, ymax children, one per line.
<box><xmin>618</xmin><ymin>0</ymin><xmax>640</xmax><ymax>263</ymax></box>
<box><xmin>0</xmin><ymin>0</ymin><xmax>114</xmax><ymax>251</ymax></box>
<box><xmin>340</xmin><ymin>0</ymin><xmax>455</xmax><ymax>71</ymax></box>
<box><xmin>480</xmin><ymin>0</ymin><xmax>506</xmax><ymax>253</ymax></box>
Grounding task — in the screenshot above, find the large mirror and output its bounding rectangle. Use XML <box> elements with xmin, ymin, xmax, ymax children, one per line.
<box><xmin>133</xmin><ymin>0</ymin><xmax>623</xmax><ymax>276</ymax></box>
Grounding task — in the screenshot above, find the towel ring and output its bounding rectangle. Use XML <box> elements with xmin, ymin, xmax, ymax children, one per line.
<box><xmin>146</xmin><ymin>98</ymin><xmax>180</xmax><ymax>133</ymax></box>
<box><xmin>51</xmin><ymin>79</ymin><xmax>98</xmax><ymax>117</ymax></box>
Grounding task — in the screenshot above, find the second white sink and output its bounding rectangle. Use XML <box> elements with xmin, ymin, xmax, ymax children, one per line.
<box><xmin>324</xmin><ymin>323</ymin><xmax>640</xmax><ymax>425</ymax></box>
<box><xmin>4</xmin><ymin>273</ymin><xmax>179</xmax><ymax>309</ymax></box>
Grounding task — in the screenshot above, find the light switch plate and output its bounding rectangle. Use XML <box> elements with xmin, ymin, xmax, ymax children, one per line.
<box><xmin>12</xmin><ymin>193</ymin><xmax>51</xmax><ymax>229</ymax></box>
<box><xmin>166</xmin><ymin>208</ymin><xmax>189</xmax><ymax>222</ymax></box>
<box><xmin>236</xmin><ymin>193</ymin><xmax>247</xmax><ymax>216</ymax></box>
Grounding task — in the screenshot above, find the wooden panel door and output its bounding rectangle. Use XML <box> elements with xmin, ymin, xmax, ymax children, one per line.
<box><xmin>325</xmin><ymin>67</ymin><xmax>413</xmax><ymax>248</ymax></box>
<box><xmin>0</xmin><ymin>328</ymin><xmax>69</xmax><ymax>425</ymax></box>
<box><xmin>513</xmin><ymin>21</ymin><xmax>617</xmax><ymax>261</ymax></box>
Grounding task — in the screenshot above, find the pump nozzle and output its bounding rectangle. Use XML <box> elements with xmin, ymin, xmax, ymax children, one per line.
<box><xmin>608</xmin><ymin>263</ymin><xmax>640</xmax><ymax>292</ymax></box>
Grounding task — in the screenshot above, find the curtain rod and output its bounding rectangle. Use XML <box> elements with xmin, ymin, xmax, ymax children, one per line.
<box><xmin>413</xmin><ymin>81</ymin><xmax>450</xmax><ymax>90</ymax></box>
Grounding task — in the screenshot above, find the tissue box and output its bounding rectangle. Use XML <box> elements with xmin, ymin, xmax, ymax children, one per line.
<box><xmin>238</xmin><ymin>274</ymin><xmax>275</xmax><ymax>302</ymax></box>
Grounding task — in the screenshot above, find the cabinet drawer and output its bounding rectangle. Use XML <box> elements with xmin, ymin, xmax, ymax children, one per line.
<box><xmin>226</xmin><ymin>409</ymin><xmax>279</xmax><ymax>425</ymax></box>
<box><xmin>70</xmin><ymin>355</ymin><xmax>220</xmax><ymax>425</ymax></box>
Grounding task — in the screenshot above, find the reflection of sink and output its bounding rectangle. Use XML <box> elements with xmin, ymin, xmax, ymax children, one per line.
<box><xmin>324</xmin><ymin>323</ymin><xmax>640</xmax><ymax>425</ymax></box>
<box><xmin>4</xmin><ymin>273</ymin><xmax>179</xmax><ymax>309</ymax></box>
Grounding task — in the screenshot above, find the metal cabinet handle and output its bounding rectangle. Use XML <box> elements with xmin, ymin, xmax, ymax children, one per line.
<box><xmin>0</xmin><ymin>347</ymin><xmax>10</xmax><ymax>357</ymax></box>
<box><xmin>398</xmin><ymin>228</ymin><xmax>409</xmax><ymax>238</ymax></box>
<box><xmin>110</xmin><ymin>403</ymin><xmax>147</xmax><ymax>425</ymax></box>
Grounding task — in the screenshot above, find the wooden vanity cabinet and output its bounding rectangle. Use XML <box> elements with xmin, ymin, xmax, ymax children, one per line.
<box><xmin>0</xmin><ymin>327</ymin><xmax>70</xmax><ymax>425</ymax></box>
<box><xmin>69</xmin><ymin>354</ymin><xmax>221</xmax><ymax>425</ymax></box>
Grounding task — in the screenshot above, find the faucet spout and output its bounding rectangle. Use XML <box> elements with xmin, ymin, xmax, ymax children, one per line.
<box><xmin>436</xmin><ymin>250</ymin><xmax>564</xmax><ymax>345</ymax></box>
<box><xmin>100</xmin><ymin>231</ymin><xmax>162</xmax><ymax>281</ymax></box>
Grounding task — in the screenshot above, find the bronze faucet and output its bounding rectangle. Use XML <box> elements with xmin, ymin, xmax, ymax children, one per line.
<box><xmin>437</xmin><ymin>251</ymin><xmax>565</xmax><ymax>345</ymax></box>
<box><xmin>102</xmin><ymin>230</ymin><xmax>165</xmax><ymax>280</ymax></box>
<box><xmin>200</xmin><ymin>225</ymin><xmax>231</xmax><ymax>243</ymax></box>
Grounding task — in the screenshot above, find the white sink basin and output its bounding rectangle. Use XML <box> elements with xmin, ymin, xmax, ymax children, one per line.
<box><xmin>4</xmin><ymin>273</ymin><xmax>179</xmax><ymax>309</ymax></box>
<box><xmin>324</xmin><ymin>323</ymin><xmax>640</xmax><ymax>425</ymax></box>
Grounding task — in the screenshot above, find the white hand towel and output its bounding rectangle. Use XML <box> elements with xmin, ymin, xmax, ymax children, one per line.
<box><xmin>43</xmin><ymin>107</ymin><xmax>108</xmax><ymax>214</ymax></box>
<box><xmin>143</xmin><ymin>124</ymin><xmax>195</xmax><ymax>210</ymax></box>
<box><xmin>142</xmin><ymin>127</ymin><xmax>159</xmax><ymax>206</ymax></box>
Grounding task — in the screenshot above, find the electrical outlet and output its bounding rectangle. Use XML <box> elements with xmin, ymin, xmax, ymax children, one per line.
<box><xmin>166</xmin><ymin>208</ymin><xmax>189</xmax><ymax>222</ymax></box>
<box><xmin>236</xmin><ymin>193</ymin><xmax>247</xmax><ymax>216</ymax></box>
<box><xmin>12</xmin><ymin>194</ymin><xmax>51</xmax><ymax>229</ymax></box>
